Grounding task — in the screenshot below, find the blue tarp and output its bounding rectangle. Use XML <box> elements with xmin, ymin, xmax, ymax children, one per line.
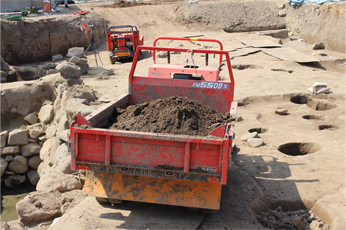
<box><xmin>288</xmin><ymin>0</ymin><xmax>341</xmax><ymax>7</ymax></box>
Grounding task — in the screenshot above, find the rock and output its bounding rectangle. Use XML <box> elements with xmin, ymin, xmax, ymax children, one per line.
<box><xmin>39</xmin><ymin>137</ymin><xmax>61</xmax><ymax>164</ymax></box>
<box><xmin>1</xmin><ymin>158</ymin><xmax>8</xmax><ymax>176</ymax></box>
<box><xmin>8</xmin><ymin>155</ymin><xmax>28</xmax><ymax>173</ymax></box>
<box><xmin>43</xmin><ymin>62</ymin><xmax>57</xmax><ymax>70</ymax></box>
<box><xmin>52</xmin><ymin>54</ymin><xmax>64</xmax><ymax>62</ymax></box>
<box><xmin>46</xmin><ymin>125</ymin><xmax>57</xmax><ymax>139</ymax></box>
<box><xmin>67</xmin><ymin>98</ymin><xmax>90</xmax><ymax>106</ymax></box>
<box><xmin>27</xmin><ymin>123</ymin><xmax>46</xmax><ymax>139</ymax></box>
<box><xmin>28</xmin><ymin>138</ymin><xmax>37</xmax><ymax>143</ymax></box>
<box><xmin>66</xmin><ymin>103</ymin><xmax>95</xmax><ymax>121</ymax></box>
<box><xmin>3</xmin><ymin>220</ymin><xmax>24</xmax><ymax>230</ymax></box>
<box><xmin>100</xmin><ymin>70</ymin><xmax>115</xmax><ymax>76</ymax></box>
<box><xmin>278</xmin><ymin>3</ymin><xmax>285</xmax><ymax>9</ymax></box>
<box><xmin>28</xmin><ymin>155</ymin><xmax>42</xmax><ymax>169</ymax></box>
<box><xmin>66</xmin><ymin>47</ymin><xmax>85</xmax><ymax>58</ymax></box>
<box><xmin>236</xmin><ymin>116</ymin><xmax>243</xmax><ymax>122</ymax></box>
<box><xmin>278</xmin><ymin>10</ymin><xmax>286</xmax><ymax>17</ymax></box>
<box><xmin>57</xmin><ymin>130</ymin><xmax>69</xmax><ymax>143</ymax></box>
<box><xmin>38</xmin><ymin>104</ymin><xmax>54</xmax><ymax>124</ymax></box>
<box><xmin>69</xmin><ymin>56</ymin><xmax>88</xmax><ymax>65</ymax></box>
<box><xmin>54</xmin><ymin>143</ymin><xmax>69</xmax><ymax>164</ymax></box>
<box><xmin>70</xmin><ymin>85</ymin><xmax>96</xmax><ymax>102</ymax></box>
<box><xmin>81</xmin><ymin>106</ymin><xmax>96</xmax><ymax>117</ymax></box>
<box><xmin>12</xmin><ymin>66</ymin><xmax>39</xmax><ymax>81</ymax></box>
<box><xmin>1</xmin><ymin>130</ymin><xmax>9</xmax><ymax>147</ymax></box>
<box><xmin>38</xmin><ymin>69</ymin><xmax>47</xmax><ymax>78</ymax></box>
<box><xmin>56</xmin><ymin>62</ymin><xmax>81</xmax><ymax>79</ymax></box>
<box><xmin>39</xmin><ymin>135</ymin><xmax>47</xmax><ymax>143</ymax></box>
<box><xmin>27</xmin><ymin>170</ymin><xmax>40</xmax><ymax>186</ymax></box>
<box><xmin>5</xmin><ymin>155</ymin><xmax>14</xmax><ymax>161</ymax></box>
<box><xmin>69</xmin><ymin>56</ymin><xmax>88</xmax><ymax>74</ymax></box>
<box><xmin>289</xmin><ymin>215</ymin><xmax>304</xmax><ymax>230</ymax></box>
<box><xmin>4</xmin><ymin>171</ymin><xmax>15</xmax><ymax>175</ymax></box>
<box><xmin>56</xmin><ymin>84</ymin><xmax>68</xmax><ymax>98</ymax></box>
<box><xmin>312</xmin><ymin>42</ymin><xmax>325</xmax><ymax>50</ymax></box>
<box><xmin>275</xmin><ymin>108</ymin><xmax>288</xmax><ymax>115</ymax></box>
<box><xmin>52</xmin><ymin>155</ymin><xmax>75</xmax><ymax>174</ymax></box>
<box><xmin>16</xmin><ymin>190</ymin><xmax>63</xmax><ymax>223</ymax></box>
<box><xmin>157</xmin><ymin>51</ymin><xmax>168</xmax><ymax>58</ymax></box>
<box><xmin>8</xmin><ymin>129</ymin><xmax>28</xmax><ymax>145</ymax></box>
<box><xmin>36</xmin><ymin>173</ymin><xmax>82</xmax><ymax>192</ymax></box>
<box><xmin>37</xmin><ymin>160</ymin><xmax>52</xmax><ymax>177</ymax></box>
<box><xmin>240</xmin><ymin>132</ymin><xmax>258</xmax><ymax>141</ymax></box>
<box><xmin>21</xmin><ymin>143</ymin><xmax>41</xmax><ymax>157</ymax></box>
<box><xmin>247</xmin><ymin>138</ymin><xmax>264</xmax><ymax>148</ymax></box>
<box><xmin>4</xmin><ymin>174</ymin><xmax>26</xmax><ymax>188</ymax></box>
<box><xmin>47</xmin><ymin>69</ymin><xmax>60</xmax><ymax>75</ymax></box>
<box><xmin>1</xmin><ymin>57</ymin><xmax>11</xmax><ymax>73</ymax></box>
<box><xmin>57</xmin><ymin>115</ymin><xmax>69</xmax><ymax>133</ymax></box>
<box><xmin>1</xmin><ymin>146</ymin><xmax>20</xmax><ymax>156</ymax></box>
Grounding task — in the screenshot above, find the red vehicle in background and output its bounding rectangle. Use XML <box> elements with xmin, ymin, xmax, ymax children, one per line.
<box><xmin>107</xmin><ymin>25</ymin><xmax>144</xmax><ymax>64</ymax></box>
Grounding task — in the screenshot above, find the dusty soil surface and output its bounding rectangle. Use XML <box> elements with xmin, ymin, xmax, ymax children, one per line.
<box><xmin>109</xmin><ymin>96</ymin><xmax>233</xmax><ymax>136</ymax></box>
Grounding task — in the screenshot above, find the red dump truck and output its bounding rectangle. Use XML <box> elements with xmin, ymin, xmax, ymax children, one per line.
<box><xmin>69</xmin><ymin>37</ymin><xmax>237</xmax><ymax>210</ymax></box>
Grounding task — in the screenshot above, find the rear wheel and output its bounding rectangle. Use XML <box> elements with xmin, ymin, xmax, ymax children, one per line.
<box><xmin>96</xmin><ymin>197</ymin><xmax>125</xmax><ymax>205</ymax></box>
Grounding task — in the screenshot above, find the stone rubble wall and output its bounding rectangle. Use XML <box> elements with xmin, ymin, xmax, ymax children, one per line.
<box><xmin>0</xmin><ymin>53</ymin><xmax>101</xmax><ymax>225</ymax></box>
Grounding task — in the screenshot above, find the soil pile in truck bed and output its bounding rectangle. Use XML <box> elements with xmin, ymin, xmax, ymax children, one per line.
<box><xmin>108</xmin><ymin>96</ymin><xmax>234</xmax><ymax>136</ymax></box>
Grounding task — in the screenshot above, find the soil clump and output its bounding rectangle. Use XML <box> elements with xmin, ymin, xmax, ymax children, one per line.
<box><xmin>109</xmin><ymin>96</ymin><xmax>234</xmax><ymax>136</ymax></box>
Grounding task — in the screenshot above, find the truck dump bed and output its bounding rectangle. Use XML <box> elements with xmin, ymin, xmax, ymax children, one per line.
<box><xmin>70</xmin><ymin>43</ymin><xmax>237</xmax><ymax>210</ymax></box>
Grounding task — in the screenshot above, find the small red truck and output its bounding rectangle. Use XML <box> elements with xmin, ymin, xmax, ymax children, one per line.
<box><xmin>107</xmin><ymin>25</ymin><xmax>144</xmax><ymax>64</ymax></box>
<box><xmin>70</xmin><ymin>37</ymin><xmax>237</xmax><ymax>210</ymax></box>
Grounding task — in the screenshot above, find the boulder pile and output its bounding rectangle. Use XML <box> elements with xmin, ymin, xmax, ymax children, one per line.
<box><xmin>1</xmin><ymin>54</ymin><xmax>98</xmax><ymax>225</ymax></box>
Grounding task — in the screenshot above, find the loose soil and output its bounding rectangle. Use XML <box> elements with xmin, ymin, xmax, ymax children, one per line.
<box><xmin>109</xmin><ymin>96</ymin><xmax>233</xmax><ymax>136</ymax></box>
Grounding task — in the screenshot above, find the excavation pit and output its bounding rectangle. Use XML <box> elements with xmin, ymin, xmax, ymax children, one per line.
<box><xmin>278</xmin><ymin>142</ymin><xmax>322</xmax><ymax>156</ymax></box>
<box><xmin>302</xmin><ymin>115</ymin><xmax>324</xmax><ymax>120</ymax></box>
<box><xmin>319</xmin><ymin>125</ymin><xmax>339</xmax><ymax>130</ymax></box>
<box><xmin>248</xmin><ymin>127</ymin><xmax>268</xmax><ymax>134</ymax></box>
<box><xmin>290</xmin><ymin>95</ymin><xmax>308</xmax><ymax>104</ymax></box>
<box><xmin>307</xmin><ymin>99</ymin><xmax>337</xmax><ymax>111</ymax></box>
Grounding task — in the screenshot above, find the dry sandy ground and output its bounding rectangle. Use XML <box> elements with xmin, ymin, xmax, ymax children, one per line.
<box><xmin>12</xmin><ymin>1</ymin><xmax>346</xmax><ymax>229</ymax></box>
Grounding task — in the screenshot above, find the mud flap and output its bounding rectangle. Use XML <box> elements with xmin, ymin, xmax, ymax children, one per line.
<box><xmin>84</xmin><ymin>171</ymin><xmax>222</xmax><ymax>210</ymax></box>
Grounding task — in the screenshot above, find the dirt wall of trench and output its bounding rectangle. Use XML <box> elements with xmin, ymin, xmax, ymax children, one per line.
<box><xmin>1</xmin><ymin>13</ymin><xmax>105</xmax><ymax>65</ymax></box>
<box><xmin>286</xmin><ymin>2</ymin><xmax>345</xmax><ymax>52</ymax></box>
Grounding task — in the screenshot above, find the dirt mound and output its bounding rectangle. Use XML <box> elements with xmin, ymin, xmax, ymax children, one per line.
<box><xmin>109</xmin><ymin>96</ymin><xmax>233</xmax><ymax>136</ymax></box>
<box><xmin>163</xmin><ymin>1</ymin><xmax>286</xmax><ymax>32</ymax></box>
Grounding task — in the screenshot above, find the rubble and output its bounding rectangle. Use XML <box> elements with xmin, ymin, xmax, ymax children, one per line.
<box><xmin>256</xmin><ymin>206</ymin><xmax>328</xmax><ymax>230</ymax></box>
<box><xmin>16</xmin><ymin>190</ymin><xmax>64</xmax><ymax>223</ymax></box>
